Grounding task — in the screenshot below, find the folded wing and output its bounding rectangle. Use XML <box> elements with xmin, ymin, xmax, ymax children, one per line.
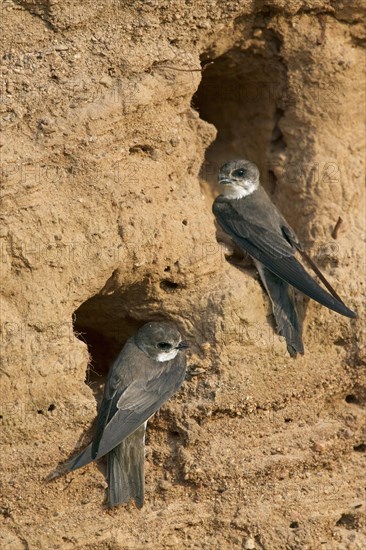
<box><xmin>65</xmin><ymin>354</ymin><xmax>186</xmax><ymax>471</ymax></box>
<box><xmin>213</xmin><ymin>200</ymin><xmax>356</xmax><ymax>318</ymax></box>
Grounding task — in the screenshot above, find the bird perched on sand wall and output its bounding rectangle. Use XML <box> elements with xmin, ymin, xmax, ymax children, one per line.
<box><xmin>213</xmin><ymin>159</ymin><xmax>356</xmax><ymax>356</ymax></box>
<box><xmin>50</xmin><ymin>321</ymin><xmax>188</xmax><ymax>508</ymax></box>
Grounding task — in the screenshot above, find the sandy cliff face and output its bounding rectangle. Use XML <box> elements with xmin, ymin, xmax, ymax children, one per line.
<box><xmin>1</xmin><ymin>1</ymin><xmax>365</xmax><ymax>548</ymax></box>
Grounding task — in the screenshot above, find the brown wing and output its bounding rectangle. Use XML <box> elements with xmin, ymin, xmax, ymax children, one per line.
<box><xmin>213</xmin><ymin>198</ymin><xmax>356</xmax><ymax>318</ymax></box>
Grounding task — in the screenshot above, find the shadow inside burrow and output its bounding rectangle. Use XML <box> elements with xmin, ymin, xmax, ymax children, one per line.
<box><xmin>50</xmin><ymin>277</ymin><xmax>193</xmax><ymax>504</ymax></box>
<box><xmin>192</xmin><ymin>38</ymin><xmax>289</xmax><ymax>255</ymax></box>
<box><xmin>191</xmin><ymin>39</ymin><xmax>311</xmax><ymax>343</ymax></box>
<box><xmin>58</xmin><ymin>272</ymin><xmax>189</xmax><ymax>478</ymax></box>
<box><xmin>49</xmin><ymin>277</ymin><xmax>149</xmax><ymax>473</ymax></box>
<box><xmin>73</xmin><ymin>274</ymin><xmax>177</xmax><ymax>402</ymax></box>
<box><xmin>192</xmin><ymin>39</ymin><xmax>287</xmax><ymax>203</ymax></box>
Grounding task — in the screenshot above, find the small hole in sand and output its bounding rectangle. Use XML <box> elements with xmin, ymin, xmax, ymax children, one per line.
<box><xmin>345</xmin><ymin>394</ymin><xmax>358</xmax><ymax>404</ymax></box>
<box><xmin>160</xmin><ymin>279</ymin><xmax>180</xmax><ymax>292</ymax></box>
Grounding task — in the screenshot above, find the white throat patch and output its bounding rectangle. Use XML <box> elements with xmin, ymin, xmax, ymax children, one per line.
<box><xmin>222</xmin><ymin>180</ymin><xmax>258</xmax><ymax>200</ymax></box>
<box><xmin>156</xmin><ymin>348</ymin><xmax>179</xmax><ymax>362</ymax></box>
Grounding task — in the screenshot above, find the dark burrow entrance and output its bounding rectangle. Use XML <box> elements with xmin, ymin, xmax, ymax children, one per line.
<box><xmin>192</xmin><ymin>32</ymin><xmax>309</xmax><ymax>332</ymax></box>
<box><xmin>193</xmin><ymin>28</ymin><xmax>294</xmax><ymax>222</ymax></box>
<box><xmin>71</xmin><ymin>274</ymin><xmax>189</xmax><ymax>483</ymax></box>
<box><xmin>72</xmin><ymin>274</ymin><xmax>168</xmax><ymax>401</ymax></box>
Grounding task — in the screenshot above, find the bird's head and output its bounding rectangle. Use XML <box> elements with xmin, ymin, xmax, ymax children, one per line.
<box><xmin>218</xmin><ymin>159</ymin><xmax>260</xmax><ymax>199</ymax></box>
<box><xmin>135</xmin><ymin>321</ymin><xmax>188</xmax><ymax>362</ymax></box>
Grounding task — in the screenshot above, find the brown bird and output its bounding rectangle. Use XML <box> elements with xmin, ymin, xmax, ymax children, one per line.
<box><xmin>213</xmin><ymin>159</ymin><xmax>356</xmax><ymax>356</ymax></box>
<box><xmin>58</xmin><ymin>321</ymin><xmax>188</xmax><ymax>508</ymax></box>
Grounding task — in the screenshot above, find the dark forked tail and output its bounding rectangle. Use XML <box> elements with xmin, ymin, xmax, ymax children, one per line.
<box><xmin>107</xmin><ymin>423</ymin><xmax>146</xmax><ymax>508</ymax></box>
<box><xmin>255</xmin><ymin>261</ymin><xmax>304</xmax><ymax>357</ymax></box>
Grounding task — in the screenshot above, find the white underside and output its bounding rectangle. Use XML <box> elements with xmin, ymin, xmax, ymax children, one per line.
<box><xmin>222</xmin><ymin>180</ymin><xmax>258</xmax><ymax>199</ymax></box>
<box><xmin>156</xmin><ymin>348</ymin><xmax>179</xmax><ymax>362</ymax></box>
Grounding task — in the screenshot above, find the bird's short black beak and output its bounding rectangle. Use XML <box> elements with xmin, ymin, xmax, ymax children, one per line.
<box><xmin>219</xmin><ymin>178</ymin><xmax>232</xmax><ymax>185</ymax></box>
<box><xmin>177</xmin><ymin>341</ymin><xmax>189</xmax><ymax>350</ymax></box>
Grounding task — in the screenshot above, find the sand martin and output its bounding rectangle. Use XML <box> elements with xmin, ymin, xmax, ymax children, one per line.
<box><xmin>213</xmin><ymin>159</ymin><xmax>356</xmax><ymax>356</ymax></box>
<box><xmin>55</xmin><ymin>322</ymin><xmax>188</xmax><ymax>508</ymax></box>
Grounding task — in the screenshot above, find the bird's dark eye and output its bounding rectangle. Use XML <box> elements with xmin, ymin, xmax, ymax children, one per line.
<box><xmin>233</xmin><ymin>168</ymin><xmax>246</xmax><ymax>178</ymax></box>
<box><xmin>157</xmin><ymin>342</ymin><xmax>172</xmax><ymax>350</ymax></box>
